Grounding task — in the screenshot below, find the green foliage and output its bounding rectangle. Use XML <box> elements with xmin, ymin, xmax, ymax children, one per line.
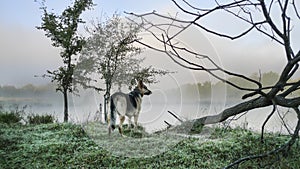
<box><xmin>27</xmin><ymin>114</ymin><xmax>56</xmax><ymax>125</ymax></box>
<box><xmin>37</xmin><ymin>0</ymin><xmax>93</xmax><ymax>51</ymax></box>
<box><xmin>37</xmin><ymin>0</ymin><xmax>93</xmax><ymax>94</ymax></box>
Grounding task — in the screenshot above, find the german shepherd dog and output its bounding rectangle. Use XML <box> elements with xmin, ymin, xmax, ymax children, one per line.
<box><xmin>108</xmin><ymin>80</ymin><xmax>152</xmax><ymax>136</ymax></box>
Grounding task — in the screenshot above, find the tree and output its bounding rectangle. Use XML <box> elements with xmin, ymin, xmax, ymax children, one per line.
<box><xmin>129</xmin><ymin>0</ymin><xmax>300</xmax><ymax>167</ymax></box>
<box><xmin>80</xmin><ymin>14</ymin><xmax>142</xmax><ymax>122</ymax></box>
<box><xmin>77</xmin><ymin>14</ymin><xmax>170</xmax><ymax>122</ymax></box>
<box><xmin>37</xmin><ymin>0</ymin><xmax>94</xmax><ymax>122</ymax></box>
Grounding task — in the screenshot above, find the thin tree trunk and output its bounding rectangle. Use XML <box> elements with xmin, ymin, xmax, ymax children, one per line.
<box><xmin>63</xmin><ymin>89</ymin><xmax>68</xmax><ymax>122</ymax></box>
<box><xmin>103</xmin><ymin>81</ymin><xmax>112</xmax><ymax>123</ymax></box>
<box><xmin>103</xmin><ymin>95</ymin><xmax>108</xmax><ymax>123</ymax></box>
<box><xmin>64</xmin><ymin>55</ymin><xmax>71</xmax><ymax>123</ymax></box>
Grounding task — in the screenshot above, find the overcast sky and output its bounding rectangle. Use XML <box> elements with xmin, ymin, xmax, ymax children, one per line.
<box><xmin>0</xmin><ymin>0</ymin><xmax>299</xmax><ymax>90</ymax></box>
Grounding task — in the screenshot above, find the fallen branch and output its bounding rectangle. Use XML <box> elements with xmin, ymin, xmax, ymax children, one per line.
<box><xmin>168</xmin><ymin>110</ymin><xmax>184</xmax><ymax>123</ymax></box>
<box><xmin>192</xmin><ymin>96</ymin><xmax>272</xmax><ymax>129</ymax></box>
<box><xmin>164</xmin><ymin>120</ymin><xmax>172</xmax><ymax>128</ymax></box>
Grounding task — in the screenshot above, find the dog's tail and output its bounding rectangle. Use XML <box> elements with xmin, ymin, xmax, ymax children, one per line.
<box><xmin>108</xmin><ymin>97</ymin><xmax>116</xmax><ymax>135</ymax></box>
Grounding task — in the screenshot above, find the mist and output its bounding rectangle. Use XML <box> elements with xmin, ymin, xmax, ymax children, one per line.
<box><xmin>1</xmin><ymin>70</ymin><xmax>297</xmax><ymax>133</ymax></box>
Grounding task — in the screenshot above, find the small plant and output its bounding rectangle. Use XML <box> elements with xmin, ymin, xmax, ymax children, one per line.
<box><xmin>190</xmin><ymin>123</ymin><xmax>204</xmax><ymax>134</ymax></box>
<box><xmin>121</xmin><ymin>124</ymin><xmax>148</xmax><ymax>138</ymax></box>
<box><xmin>27</xmin><ymin>114</ymin><xmax>56</xmax><ymax>125</ymax></box>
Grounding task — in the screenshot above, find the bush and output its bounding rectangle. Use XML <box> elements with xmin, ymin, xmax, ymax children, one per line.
<box><xmin>0</xmin><ymin>111</ymin><xmax>22</xmax><ymax>124</ymax></box>
<box><xmin>0</xmin><ymin>104</ymin><xmax>56</xmax><ymax>125</ymax></box>
<box><xmin>27</xmin><ymin>114</ymin><xmax>56</xmax><ymax>125</ymax></box>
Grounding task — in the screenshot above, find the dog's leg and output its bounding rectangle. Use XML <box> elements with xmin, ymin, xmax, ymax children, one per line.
<box><xmin>108</xmin><ymin>126</ymin><xmax>112</xmax><ymax>136</ymax></box>
<box><xmin>108</xmin><ymin>123</ymin><xmax>115</xmax><ymax>136</ymax></box>
<box><xmin>133</xmin><ymin>114</ymin><xmax>139</xmax><ymax>130</ymax></box>
<box><xmin>128</xmin><ymin>117</ymin><xmax>132</xmax><ymax>129</ymax></box>
<box><xmin>118</xmin><ymin>116</ymin><xmax>125</xmax><ymax>136</ymax></box>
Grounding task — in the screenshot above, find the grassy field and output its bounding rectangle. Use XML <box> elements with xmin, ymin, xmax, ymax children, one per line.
<box><xmin>1</xmin><ymin>119</ymin><xmax>300</xmax><ymax>168</ymax></box>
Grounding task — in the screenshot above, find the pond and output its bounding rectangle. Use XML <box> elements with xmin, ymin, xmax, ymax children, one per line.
<box><xmin>21</xmin><ymin>97</ymin><xmax>297</xmax><ymax>135</ymax></box>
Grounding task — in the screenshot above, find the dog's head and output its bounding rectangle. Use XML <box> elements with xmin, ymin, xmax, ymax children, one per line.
<box><xmin>137</xmin><ymin>80</ymin><xmax>152</xmax><ymax>96</ymax></box>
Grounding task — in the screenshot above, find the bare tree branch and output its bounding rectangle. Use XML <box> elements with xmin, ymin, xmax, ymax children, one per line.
<box><xmin>277</xmin><ymin>108</ymin><xmax>293</xmax><ymax>135</ymax></box>
<box><xmin>224</xmin><ymin>106</ymin><xmax>300</xmax><ymax>168</ymax></box>
<box><xmin>223</xmin><ymin>111</ymin><xmax>249</xmax><ymax>130</ymax></box>
<box><xmin>128</xmin><ymin>0</ymin><xmax>300</xmax><ymax>105</ymax></box>
<box><xmin>292</xmin><ymin>0</ymin><xmax>300</xmax><ymax>19</ymax></box>
<box><xmin>127</xmin><ymin>1</ymin><xmax>300</xmax><ymax>166</ymax></box>
<box><xmin>261</xmin><ymin>100</ymin><xmax>276</xmax><ymax>142</ymax></box>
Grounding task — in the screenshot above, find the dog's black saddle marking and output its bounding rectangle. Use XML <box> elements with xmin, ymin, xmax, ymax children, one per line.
<box><xmin>129</xmin><ymin>89</ymin><xmax>140</xmax><ymax>108</ymax></box>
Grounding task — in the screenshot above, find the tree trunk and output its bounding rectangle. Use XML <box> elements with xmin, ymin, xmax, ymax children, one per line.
<box><xmin>103</xmin><ymin>95</ymin><xmax>108</xmax><ymax>123</ymax></box>
<box><xmin>103</xmin><ymin>81</ymin><xmax>112</xmax><ymax>123</ymax></box>
<box><xmin>63</xmin><ymin>89</ymin><xmax>69</xmax><ymax>122</ymax></box>
<box><xmin>103</xmin><ymin>91</ymin><xmax>111</xmax><ymax>123</ymax></box>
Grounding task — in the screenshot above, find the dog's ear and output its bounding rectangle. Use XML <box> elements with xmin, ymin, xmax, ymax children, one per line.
<box><xmin>137</xmin><ymin>80</ymin><xmax>143</xmax><ymax>89</ymax></box>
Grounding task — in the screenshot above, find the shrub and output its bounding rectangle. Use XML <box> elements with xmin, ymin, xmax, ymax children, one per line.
<box><xmin>27</xmin><ymin>114</ymin><xmax>56</xmax><ymax>125</ymax></box>
<box><xmin>0</xmin><ymin>111</ymin><xmax>22</xmax><ymax>124</ymax></box>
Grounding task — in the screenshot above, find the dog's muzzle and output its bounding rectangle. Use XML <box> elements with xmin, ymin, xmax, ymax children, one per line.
<box><xmin>144</xmin><ymin>90</ymin><xmax>152</xmax><ymax>95</ymax></box>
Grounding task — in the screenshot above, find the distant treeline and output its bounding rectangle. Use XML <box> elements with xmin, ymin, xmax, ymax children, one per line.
<box><xmin>0</xmin><ymin>83</ymin><xmax>57</xmax><ymax>98</ymax></box>
<box><xmin>1</xmin><ymin>71</ymin><xmax>297</xmax><ymax>105</ymax></box>
<box><xmin>164</xmin><ymin>71</ymin><xmax>298</xmax><ymax>103</ymax></box>
<box><xmin>0</xmin><ymin>83</ymin><xmax>98</xmax><ymax>107</ymax></box>
<box><xmin>0</xmin><ymin>83</ymin><xmax>60</xmax><ymax>106</ymax></box>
